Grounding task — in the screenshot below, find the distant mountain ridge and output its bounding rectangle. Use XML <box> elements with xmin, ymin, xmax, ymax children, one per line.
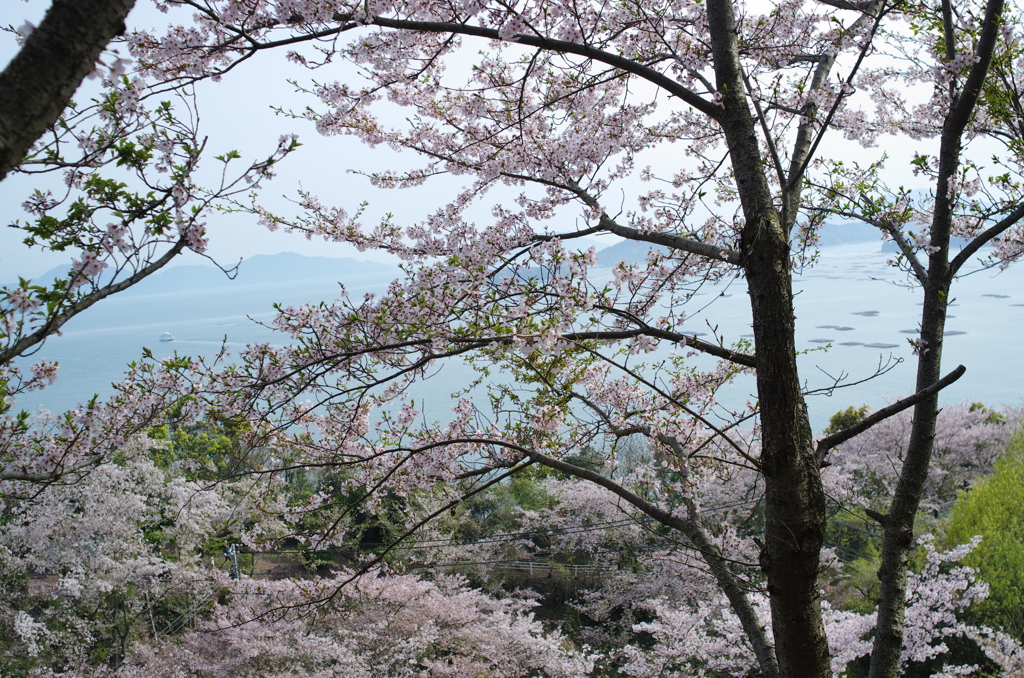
<box><xmin>11</xmin><ymin>226</ymin><xmax>987</xmax><ymax>294</ymax></box>
<box><xmin>18</xmin><ymin>252</ymin><xmax>399</xmax><ymax>295</ymax></box>
<box><xmin>9</xmin><ymin>224</ymin><xmax>885</xmax><ymax>292</ymax></box>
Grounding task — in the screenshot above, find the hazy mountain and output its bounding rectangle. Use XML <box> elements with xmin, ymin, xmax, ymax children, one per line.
<box><xmin>17</xmin><ymin>252</ymin><xmax>400</xmax><ymax>295</ymax></box>
<box><xmin>595</xmin><ymin>239</ymin><xmax>671</xmax><ymax>265</ymax></box>
<box><xmin>815</xmin><ymin>221</ymin><xmax>881</xmax><ymax>246</ymax></box>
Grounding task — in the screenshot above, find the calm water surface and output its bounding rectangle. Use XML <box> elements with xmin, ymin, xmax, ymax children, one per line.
<box><xmin>14</xmin><ymin>244</ymin><xmax>1024</xmax><ymax>432</ymax></box>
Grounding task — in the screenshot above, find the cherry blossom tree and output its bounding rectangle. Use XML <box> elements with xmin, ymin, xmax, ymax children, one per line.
<box><xmin>823</xmin><ymin>402</ymin><xmax>1020</xmax><ymax>515</ymax></box>
<box><xmin>0</xmin><ymin>435</ymin><xmax>234</xmax><ymax>673</ymax></box>
<box><xmin>616</xmin><ymin>536</ymin><xmax>1024</xmax><ymax>678</ymax></box>
<box><xmin>0</xmin><ymin>3</ymin><xmax>304</xmax><ymax>498</ymax></box>
<box><xmin>300</xmin><ymin>456</ymin><xmax>1022</xmax><ymax>677</ymax></box>
<box><xmin>114</xmin><ymin>570</ymin><xmax>595</xmax><ymax>678</ymax></box>
<box><xmin>8</xmin><ymin>0</ymin><xmax>1024</xmax><ymax>676</ymax></box>
<box><xmin>3</xmin><ymin>434</ymin><xmax>599</xmax><ymax>678</ymax></box>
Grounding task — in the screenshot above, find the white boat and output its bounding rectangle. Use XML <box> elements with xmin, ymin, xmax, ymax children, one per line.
<box><xmin>159</xmin><ymin>332</ymin><xmax>175</xmax><ymax>342</ymax></box>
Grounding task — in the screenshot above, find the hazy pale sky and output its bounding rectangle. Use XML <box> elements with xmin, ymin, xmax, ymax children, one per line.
<box><xmin>1</xmin><ymin>0</ymin><xmax>925</xmax><ymax>282</ymax></box>
<box><xmin>1</xmin><ymin>1</ymin><xmax>486</xmax><ymax>280</ymax></box>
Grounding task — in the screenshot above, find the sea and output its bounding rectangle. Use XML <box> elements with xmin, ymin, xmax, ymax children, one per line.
<box><xmin>10</xmin><ymin>242</ymin><xmax>1024</xmax><ymax>434</ymax></box>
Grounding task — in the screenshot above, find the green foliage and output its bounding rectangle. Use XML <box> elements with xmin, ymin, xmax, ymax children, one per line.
<box><xmin>824</xmin><ymin>404</ymin><xmax>869</xmax><ymax>435</ymax></box>
<box><xmin>149</xmin><ymin>403</ymin><xmax>265</xmax><ymax>482</ymax></box>
<box><xmin>450</xmin><ymin>467</ymin><xmax>559</xmax><ymax>541</ymax></box>
<box><xmin>300</xmin><ymin>550</ymin><xmax>336</xmax><ymax>572</ymax></box>
<box><xmin>945</xmin><ymin>428</ymin><xmax>1024</xmax><ymax>638</ymax></box>
<box><xmin>968</xmin><ymin>402</ymin><xmax>1007</xmax><ymax>425</ymax></box>
<box><xmin>837</xmin><ymin>539</ymin><xmax>882</xmax><ymax>615</ymax></box>
<box><xmin>149</xmin><ymin>421</ymin><xmax>243</xmax><ymax>481</ymax></box>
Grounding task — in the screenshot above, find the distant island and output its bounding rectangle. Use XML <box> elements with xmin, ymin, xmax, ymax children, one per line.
<box><xmin>10</xmin><ymin>223</ymin><xmax>991</xmax><ymax>294</ymax></box>
<box><xmin>17</xmin><ymin>252</ymin><xmax>400</xmax><ymax>294</ymax></box>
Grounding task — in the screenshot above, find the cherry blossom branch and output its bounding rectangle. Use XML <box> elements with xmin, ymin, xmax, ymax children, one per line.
<box><xmin>565</xmin><ymin>342</ymin><xmax>759</xmax><ymax>469</ymax></box>
<box><xmin>521</xmin><ymin>445</ymin><xmax>780</xmax><ymax>678</ymax></box>
<box><xmin>564</xmin><ymin>327</ymin><xmax>756</xmax><ymax>368</ymax></box>
<box><xmin>0</xmin><ymin>454</ymin><xmax>103</xmax><ymax>484</ymax></box>
<box><xmin>597</xmin><ymin>213</ymin><xmax>742</xmax><ymax>266</ymax></box>
<box><xmin>232</xmin><ymin>322</ymin><xmax>746</xmax><ymax>428</ymax></box>
<box><xmin>950</xmin><ymin>202</ymin><xmax>1024</xmax><ymax>275</ymax></box>
<box><xmin>212</xmin><ymin>11</ymin><xmax>724</xmax><ymax>121</ymax></box>
<box><xmin>881</xmin><ymin>224</ymin><xmax>928</xmax><ymax>285</ymax></box>
<box><xmin>507</xmin><ymin>172</ymin><xmax>742</xmax><ymax>264</ymax></box>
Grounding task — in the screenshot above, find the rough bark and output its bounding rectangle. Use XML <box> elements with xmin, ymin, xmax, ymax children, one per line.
<box><xmin>869</xmin><ymin>0</ymin><xmax>1005</xmax><ymax>675</ymax></box>
<box><xmin>705</xmin><ymin>0</ymin><xmax>830</xmax><ymax>676</ymax></box>
<box><xmin>0</xmin><ymin>0</ymin><xmax>137</xmax><ymax>181</ymax></box>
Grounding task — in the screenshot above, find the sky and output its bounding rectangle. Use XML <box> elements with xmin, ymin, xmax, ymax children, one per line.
<box><xmin>0</xmin><ymin>1</ymin><xmax>498</xmax><ymax>279</ymax></box>
<box><xmin>0</xmin><ymin>0</ymin><xmax>931</xmax><ymax>283</ymax></box>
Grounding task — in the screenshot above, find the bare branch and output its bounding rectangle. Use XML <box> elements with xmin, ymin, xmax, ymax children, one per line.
<box><xmin>951</xmin><ymin>202</ymin><xmax>1024</xmax><ymax>275</ymax></box>
<box><xmin>815</xmin><ymin>364</ymin><xmax>966</xmax><ymax>464</ymax></box>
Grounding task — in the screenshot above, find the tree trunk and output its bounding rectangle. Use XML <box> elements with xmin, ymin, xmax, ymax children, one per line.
<box><xmin>869</xmin><ymin>280</ymin><xmax>947</xmax><ymax>678</ymax></box>
<box><xmin>869</xmin><ymin>0</ymin><xmax>1004</xmax><ymax>674</ymax></box>
<box><xmin>747</xmin><ymin>227</ymin><xmax>830</xmax><ymax>678</ymax></box>
<box><xmin>0</xmin><ymin>0</ymin><xmax>137</xmax><ymax>180</ymax></box>
<box><xmin>705</xmin><ymin>0</ymin><xmax>831</xmax><ymax>675</ymax></box>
